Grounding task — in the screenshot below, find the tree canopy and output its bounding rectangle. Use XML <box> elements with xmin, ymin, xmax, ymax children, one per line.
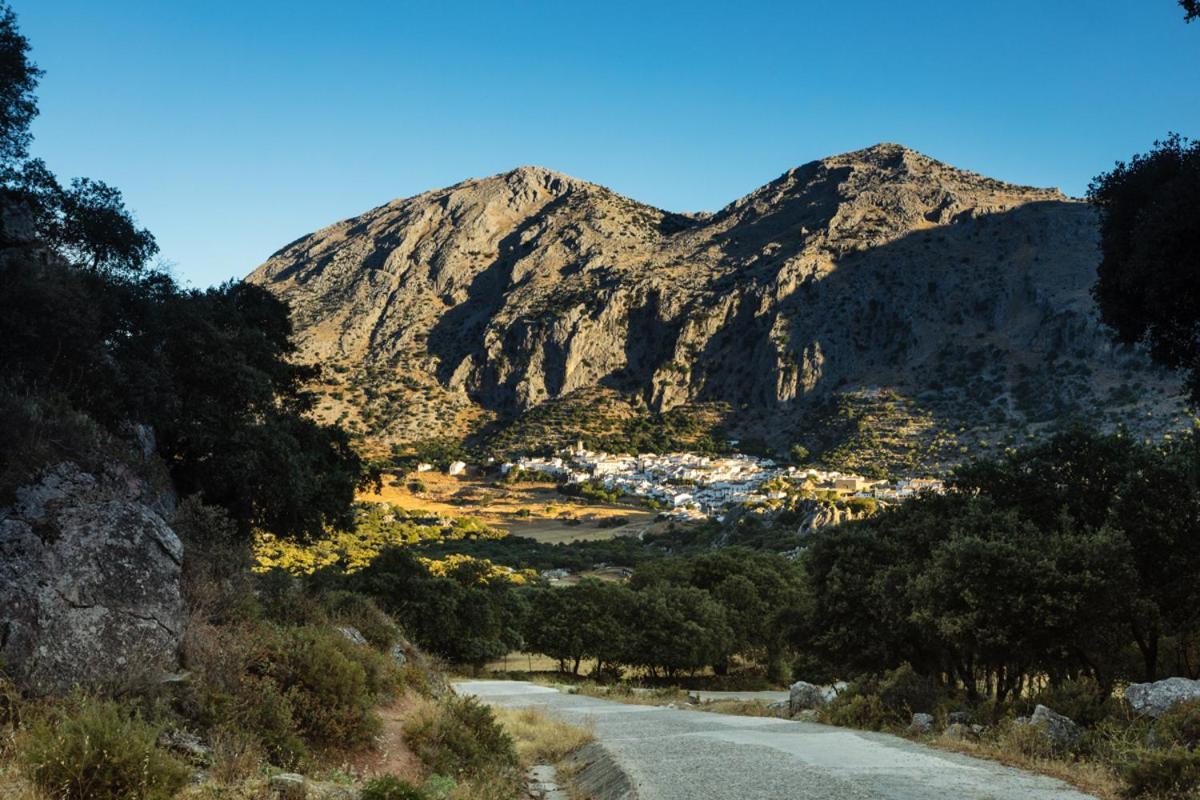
<box><xmin>1090</xmin><ymin>134</ymin><xmax>1200</xmax><ymax>401</ymax></box>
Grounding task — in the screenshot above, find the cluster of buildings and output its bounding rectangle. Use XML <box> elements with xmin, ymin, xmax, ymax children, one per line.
<box><xmin>501</xmin><ymin>443</ymin><xmax>944</xmax><ymax>520</ymax></box>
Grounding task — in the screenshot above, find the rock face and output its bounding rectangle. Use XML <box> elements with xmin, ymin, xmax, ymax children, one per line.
<box><xmin>247</xmin><ymin>144</ymin><xmax>1187</xmax><ymax>466</ymax></box>
<box><xmin>0</xmin><ymin>462</ymin><xmax>184</xmax><ymax>693</ymax></box>
<box><xmin>1126</xmin><ymin>677</ymin><xmax>1200</xmax><ymax>718</ymax></box>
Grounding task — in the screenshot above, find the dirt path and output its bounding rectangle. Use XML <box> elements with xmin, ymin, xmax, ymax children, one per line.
<box><xmin>457</xmin><ymin>680</ymin><xmax>1095</xmax><ymax>800</ymax></box>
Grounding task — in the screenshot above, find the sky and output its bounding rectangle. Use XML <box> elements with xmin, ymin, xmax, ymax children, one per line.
<box><xmin>14</xmin><ymin>1</ymin><xmax>1200</xmax><ymax>288</ymax></box>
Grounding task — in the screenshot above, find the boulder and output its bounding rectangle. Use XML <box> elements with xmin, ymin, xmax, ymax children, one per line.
<box><xmin>793</xmin><ymin>709</ymin><xmax>821</xmax><ymax>723</ymax></box>
<box><xmin>943</xmin><ymin>722</ymin><xmax>978</xmax><ymax>742</ymax></box>
<box><xmin>0</xmin><ymin>462</ymin><xmax>184</xmax><ymax>693</ymax></box>
<box><xmin>947</xmin><ymin>710</ymin><xmax>973</xmax><ymax>725</ymax></box>
<box><xmin>1125</xmin><ymin>677</ymin><xmax>1200</xmax><ymax>718</ymax></box>
<box><xmin>908</xmin><ymin>712</ymin><xmax>934</xmax><ymax>734</ymax></box>
<box><xmin>789</xmin><ymin>680</ymin><xmax>836</xmax><ymax>714</ymax></box>
<box><xmin>1028</xmin><ymin>704</ymin><xmax>1082</xmax><ymax>752</ymax></box>
<box><xmin>270</xmin><ymin>773</ymin><xmax>307</xmax><ymax>800</ymax></box>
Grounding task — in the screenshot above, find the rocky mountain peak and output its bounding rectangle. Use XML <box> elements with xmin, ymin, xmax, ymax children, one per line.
<box><xmin>247</xmin><ymin>148</ymin><xmax>1187</xmax><ymax>471</ymax></box>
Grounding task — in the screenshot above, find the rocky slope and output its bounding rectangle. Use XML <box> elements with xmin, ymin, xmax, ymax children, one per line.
<box><xmin>248</xmin><ymin>144</ymin><xmax>1188</xmax><ymax>471</ymax></box>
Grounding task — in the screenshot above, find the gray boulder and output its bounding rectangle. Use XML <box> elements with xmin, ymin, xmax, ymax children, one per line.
<box><xmin>789</xmin><ymin>680</ymin><xmax>837</xmax><ymax>714</ymax></box>
<box><xmin>943</xmin><ymin>722</ymin><xmax>978</xmax><ymax>742</ymax></box>
<box><xmin>909</xmin><ymin>712</ymin><xmax>935</xmax><ymax>734</ymax></box>
<box><xmin>1028</xmin><ymin>704</ymin><xmax>1082</xmax><ymax>752</ymax></box>
<box><xmin>0</xmin><ymin>462</ymin><xmax>184</xmax><ymax>693</ymax></box>
<box><xmin>1125</xmin><ymin>677</ymin><xmax>1200</xmax><ymax>718</ymax></box>
<box><xmin>947</xmin><ymin>710</ymin><xmax>973</xmax><ymax>725</ymax></box>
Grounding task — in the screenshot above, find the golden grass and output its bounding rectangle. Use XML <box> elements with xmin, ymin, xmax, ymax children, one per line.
<box><xmin>0</xmin><ymin>765</ymin><xmax>38</xmax><ymax>800</ymax></box>
<box><xmin>492</xmin><ymin>706</ymin><xmax>594</xmax><ymax>767</ymax></box>
<box><xmin>928</xmin><ymin>733</ymin><xmax>1123</xmax><ymax>800</ymax></box>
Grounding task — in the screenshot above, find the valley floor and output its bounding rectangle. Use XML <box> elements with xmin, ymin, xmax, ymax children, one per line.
<box><xmin>457</xmin><ymin>680</ymin><xmax>1096</xmax><ymax>800</ymax></box>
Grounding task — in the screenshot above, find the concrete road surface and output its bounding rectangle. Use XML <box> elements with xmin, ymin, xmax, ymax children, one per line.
<box><xmin>457</xmin><ymin>680</ymin><xmax>1095</xmax><ymax>800</ymax></box>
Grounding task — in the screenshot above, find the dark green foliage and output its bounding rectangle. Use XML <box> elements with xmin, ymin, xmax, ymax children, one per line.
<box><xmin>403</xmin><ymin>696</ymin><xmax>518</xmax><ymax>781</ymax></box>
<box><xmin>0</xmin><ymin>257</ymin><xmax>368</xmax><ymax>540</ymax></box>
<box><xmin>1158</xmin><ymin>699</ymin><xmax>1200</xmax><ymax>750</ymax></box>
<box><xmin>320</xmin><ymin>590</ymin><xmax>400</xmax><ymax>651</ymax></box>
<box><xmin>627</xmin><ymin>584</ymin><xmax>732</xmax><ymax>677</ymax></box>
<box><xmin>1090</xmin><ymin>134</ymin><xmax>1200</xmax><ymax>401</ymax></box>
<box><xmin>1184</xmin><ymin>0</ymin><xmax>1199</xmax><ymax>22</ymax></box>
<box><xmin>334</xmin><ymin>548</ymin><xmax>525</xmax><ymax>667</ymax></box>
<box><xmin>361</xmin><ymin>775</ymin><xmax>428</xmax><ymax>800</ymax></box>
<box><xmin>524</xmin><ymin>579</ymin><xmax>633</xmax><ymax>674</ymax></box>
<box><xmin>0</xmin><ymin>3</ymin><xmax>39</xmax><ymax>166</ymax></box>
<box><xmin>1122</xmin><ymin>747</ymin><xmax>1200</xmax><ymax>798</ymax></box>
<box><xmin>18</xmin><ymin>695</ymin><xmax>191</xmax><ymax>800</ymax></box>
<box><xmin>1027</xmin><ymin>677</ymin><xmax>1115</xmax><ymax>729</ymax></box>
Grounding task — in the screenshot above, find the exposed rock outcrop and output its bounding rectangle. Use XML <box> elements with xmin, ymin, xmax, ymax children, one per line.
<box><xmin>0</xmin><ymin>461</ymin><xmax>184</xmax><ymax>693</ymax></box>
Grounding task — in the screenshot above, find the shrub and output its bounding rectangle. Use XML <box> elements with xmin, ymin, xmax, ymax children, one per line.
<box><xmin>361</xmin><ymin>775</ymin><xmax>427</xmax><ymax>800</ymax></box>
<box><xmin>996</xmin><ymin>718</ymin><xmax>1057</xmax><ymax>760</ymax></box>
<box><xmin>1027</xmin><ymin>677</ymin><xmax>1114</xmax><ymax>728</ymax></box>
<box><xmin>877</xmin><ymin>664</ymin><xmax>940</xmax><ymax>718</ymax></box>
<box><xmin>1122</xmin><ymin>747</ymin><xmax>1200</xmax><ymax>798</ymax></box>
<box><xmin>822</xmin><ymin>692</ymin><xmax>893</xmax><ymax>731</ymax></box>
<box><xmin>17</xmin><ymin>695</ymin><xmax>191</xmax><ymax>800</ymax></box>
<box><xmin>403</xmin><ymin>696</ymin><xmax>518</xmax><ymax>781</ymax></box>
<box><xmin>234</xmin><ymin>676</ymin><xmax>307</xmax><ymax>768</ymax></box>
<box><xmin>270</xmin><ymin>627</ymin><xmax>385</xmax><ymax>750</ymax></box>
<box><xmin>320</xmin><ymin>590</ymin><xmax>400</xmax><ymax>651</ymax></box>
<box><xmin>1157</xmin><ymin>699</ymin><xmax>1200</xmax><ymax>750</ymax></box>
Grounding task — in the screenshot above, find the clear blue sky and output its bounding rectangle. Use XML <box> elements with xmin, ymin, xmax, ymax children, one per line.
<box><xmin>15</xmin><ymin>1</ymin><xmax>1200</xmax><ymax>287</ymax></box>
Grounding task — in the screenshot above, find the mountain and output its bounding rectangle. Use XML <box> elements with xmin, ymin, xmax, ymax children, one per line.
<box><xmin>247</xmin><ymin>144</ymin><xmax>1188</xmax><ymax>472</ymax></box>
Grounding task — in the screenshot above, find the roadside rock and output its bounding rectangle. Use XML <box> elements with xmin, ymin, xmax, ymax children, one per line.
<box><xmin>0</xmin><ymin>461</ymin><xmax>184</xmax><ymax>693</ymax></box>
<box><xmin>1126</xmin><ymin>677</ymin><xmax>1200</xmax><ymax>718</ymax></box>
<box><xmin>789</xmin><ymin>680</ymin><xmax>836</xmax><ymax>713</ymax></box>
<box><xmin>909</xmin><ymin>712</ymin><xmax>935</xmax><ymax>734</ymax></box>
<box><xmin>1027</xmin><ymin>705</ymin><xmax>1082</xmax><ymax>752</ymax></box>
<box><xmin>944</xmin><ymin>722</ymin><xmax>979</xmax><ymax>742</ymax></box>
<box><xmin>947</xmin><ymin>710</ymin><xmax>973</xmax><ymax>725</ymax></box>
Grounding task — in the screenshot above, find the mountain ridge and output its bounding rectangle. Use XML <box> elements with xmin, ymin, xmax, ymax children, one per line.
<box><xmin>247</xmin><ymin>144</ymin><xmax>1186</xmax><ymax>471</ymax></box>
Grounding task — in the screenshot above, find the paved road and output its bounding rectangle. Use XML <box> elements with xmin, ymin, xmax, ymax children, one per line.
<box><xmin>457</xmin><ymin>680</ymin><xmax>1095</xmax><ymax>800</ymax></box>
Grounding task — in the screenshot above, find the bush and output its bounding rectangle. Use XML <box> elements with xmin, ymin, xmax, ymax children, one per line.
<box><xmin>403</xmin><ymin>696</ymin><xmax>518</xmax><ymax>781</ymax></box>
<box><xmin>877</xmin><ymin>664</ymin><xmax>940</xmax><ymax>718</ymax></box>
<box><xmin>996</xmin><ymin>718</ymin><xmax>1057</xmax><ymax>760</ymax></box>
<box><xmin>270</xmin><ymin>626</ymin><xmax>389</xmax><ymax>750</ymax></box>
<box><xmin>1122</xmin><ymin>747</ymin><xmax>1200</xmax><ymax>798</ymax></box>
<box><xmin>1027</xmin><ymin>677</ymin><xmax>1114</xmax><ymax>728</ymax></box>
<box><xmin>822</xmin><ymin>692</ymin><xmax>893</xmax><ymax>731</ymax></box>
<box><xmin>1157</xmin><ymin>699</ymin><xmax>1200</xmax><ymax>750</ymax></box>
<box><xmin>361</xmin><ymin>775</ymin><xmax>427</xmax><ymax>800</ymax></box>
<box><xmin>320</xmin><ymin>590</ymin><xmax>400</xmax><ymax>651</ymax></box>
<box><xmin>17</xmin><ymin>695</ymin><xmax>191</xmax><ymax>800</ymax></box>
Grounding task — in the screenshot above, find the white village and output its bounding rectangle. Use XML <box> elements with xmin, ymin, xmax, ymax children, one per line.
<box><xmin>500</xmin><ymin>443</ymin><xmax>944</xmax><ymax>520</ymax></box>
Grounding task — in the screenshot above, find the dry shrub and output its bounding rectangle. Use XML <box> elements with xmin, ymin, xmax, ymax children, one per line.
<box><xmin>490</xmin><ymin>705</ymin><xmax>594</xmax><ymax>765</ymax></box>
<box><xmin>16</xmin><ymin>694</ymin><xmax>191</xmax><ymax>800</ymax></box>
<box><xmin>402</xmin><ymin>695</ymin><xmax>518</xmax><ymax>783</ymax></box>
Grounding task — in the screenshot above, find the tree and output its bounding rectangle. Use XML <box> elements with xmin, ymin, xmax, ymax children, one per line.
<box><xmin>0</xmin><ymin>3</ymin><xmax>39</xmax><ymax>166</ymax></box>
<box><xmin>1089</xmin><ymin>134</ymin><xmax>1200</xmax><ymax>400</ymax></box>
<box><xmin>7</xmin><ymin>160</ymin><xmax>158</xmax><ymax>273</ymax></box>
<box><xmin>1183</xmin><ymin>1</ymin><xmax>1199</xmax><ymax>22</ymax></box>
<box><xmin>627</xmin><ymin>585</ymin><xmax>731</xmax><ymax>678</ymax></box>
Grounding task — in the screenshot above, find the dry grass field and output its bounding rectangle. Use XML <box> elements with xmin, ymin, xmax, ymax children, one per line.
<box><xmin>360</xmin><ymin>471</ymin><xmax>658</xmax><ymax>543</ymax></box>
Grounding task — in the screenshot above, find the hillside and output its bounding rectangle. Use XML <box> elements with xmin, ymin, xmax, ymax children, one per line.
<box><xmin>247</xmin><ymin>144</ymin><xmax>1189</xmax><ymax>471</ymax></box>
